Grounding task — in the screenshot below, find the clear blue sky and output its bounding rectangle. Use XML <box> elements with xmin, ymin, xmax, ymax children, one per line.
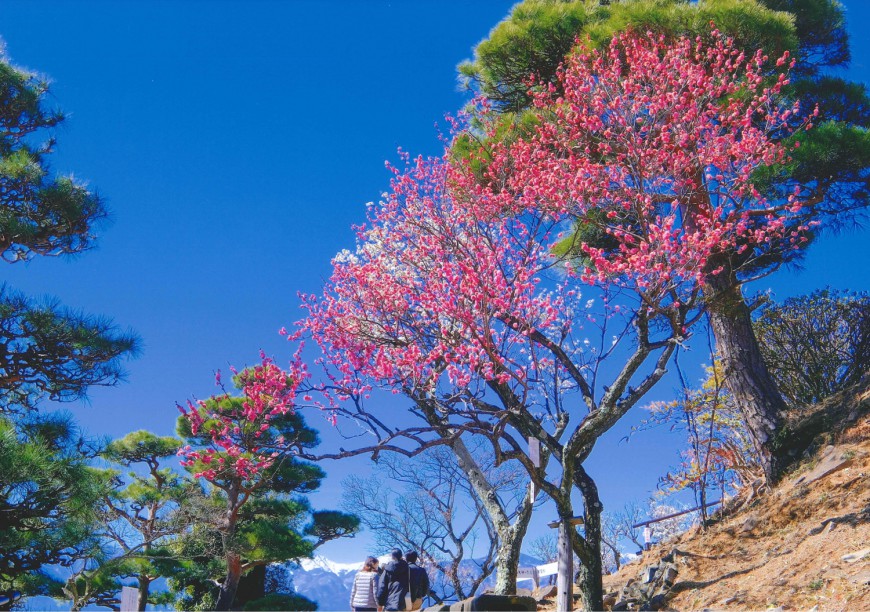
<box><xmin>1</xmin><ymin>1</ymin><xmax>868</xmax><ymax>564</ymax></box>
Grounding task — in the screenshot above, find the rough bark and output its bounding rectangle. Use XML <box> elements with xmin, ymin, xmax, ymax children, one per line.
<box><xmin>492</xmin><ymin>528</ymin><xmax>525</xmax><ymax>595</ymax></box>
<box><xmin>215</xmin><ymin>489</ymin><xmax>243</xmax><ymax>612</ymax></box>
<box><xmin>705</xmin><ymin>270</ymin><xmax>789</xmax><ymax>481</ymax></box>
<box><xmin>215</xmin><ymin>552</ymin><xmax>242</xmax><ymax>611</ymax></box>
<box><xmin>451</xmin><ymin>436</ymin><xmax>532</xmax><ymax>595</ymax></box>
<box><xmin>573</xmin><ymin>465</ymin><xmax>604</xmax><ymax>612</ymax></box>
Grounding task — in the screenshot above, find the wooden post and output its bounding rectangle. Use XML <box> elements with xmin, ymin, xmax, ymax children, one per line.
<box><xmin>557</xmin><ymin>519</ymin><xmax>573</xmax><ymax>612</ymax></box>
<box><xmin>528</xmin><ymin>437</ymin><xmax>540</xmax><ymax>502</ymax></box>
<box><xmin>548</xmin><ymin>516</ymin><xmax>582</xmax><ymax>611</ymax></box>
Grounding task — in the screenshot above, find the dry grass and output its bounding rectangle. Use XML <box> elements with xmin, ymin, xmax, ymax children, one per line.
<box><xmin>595</xmin><ymin>421</ymin><xmax>870</xmax><ymax>611</ymax></box>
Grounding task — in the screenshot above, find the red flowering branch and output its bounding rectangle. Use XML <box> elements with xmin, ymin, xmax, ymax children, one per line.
<box><xmin>177</xmin><ymin>350</ymin><xmax>309</xmax><ymax>486</ymax></box>
<box><xmin>467</xmin><ymin>28</ymin><xmax>815</xmax><ymax>296</ymax></box>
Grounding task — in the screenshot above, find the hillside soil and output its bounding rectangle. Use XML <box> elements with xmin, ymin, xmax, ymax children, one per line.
<box><xmin>597</xmin><ymin>404</ymin><xmax>870</xmax><ymax>610</ymax></box>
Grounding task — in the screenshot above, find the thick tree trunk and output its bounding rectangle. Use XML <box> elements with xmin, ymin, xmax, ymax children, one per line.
<box><xmin>137</xmin><ymin>577</ymin><xmax>151</xmax><ymax>612</ymax></box>
<box><xmin>492</xmin><ymin>530</ymin><xmax>524</xmax><ymax>595</ymax></box>
<box><xmin>450</xmin><ymin>436</ymin><xmax>532</xmax><ymax>595</ymax></box>
<box><xmin>573</xmin><ymin>466</ymin><xmax>604</xmax><ymax>612</ymax></box>
<box><xmin>215</xmin><ymin>553</ymin><xmax>242</xmax><ymax>611</ymax></box>
<box><xmin>705</xmin><ymin>270</ymin><xmax>789</xmax><ymax>482</ymax></box>
<box><xmin>234</xmin><ymin>564</ymin><xmax>266</xmax><ymax>609</ymax></box>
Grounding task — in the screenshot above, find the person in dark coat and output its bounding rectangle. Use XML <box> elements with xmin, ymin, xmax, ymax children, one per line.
<box><xmin>376</xmin><ymin>548</ymin><xmax>410</xmax><ymax>611</ymax></box>
<box><xmin>404</xmin><ymin>551</ymin><xmax>430</xmax><ymax>610</ymax></box>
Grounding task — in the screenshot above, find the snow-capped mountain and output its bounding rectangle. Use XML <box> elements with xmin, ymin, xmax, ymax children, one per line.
<box><xmin>270</xmin><ymin>557</ymin><xmax>359</xmax><ymax>611</ymax></box>
<box><xmin>298</xmin><ymin>555</ymin><xmax>388</xmax><ymax>575</ymax></box>
<box><xmin>271</xmin><ymin>554</ymin><xmax>546</xmax><ymax>611</ymax></box>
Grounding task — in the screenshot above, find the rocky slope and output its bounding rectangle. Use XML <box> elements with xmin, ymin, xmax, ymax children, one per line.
<box><xmin>599</xmin><ymin>383</ymin><xmax>870</xmax><ymax>611</ymax></box>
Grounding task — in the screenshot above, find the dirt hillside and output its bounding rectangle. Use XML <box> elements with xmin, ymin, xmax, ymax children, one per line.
<box><xmin>597</xmin><ymin>384</ymin><xmax>870</xmax><ymax>611</ymax></box>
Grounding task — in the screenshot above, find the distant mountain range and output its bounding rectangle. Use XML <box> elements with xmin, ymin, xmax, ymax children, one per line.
<box><xmin>272</xmin><ymin>554</ymin><xmax>548</xmax><ymax>611</ymax></box>
<box><xmin>277</xmin><ymin>557</ymin><xmax>365</xmax><ymax>611</ymax></box>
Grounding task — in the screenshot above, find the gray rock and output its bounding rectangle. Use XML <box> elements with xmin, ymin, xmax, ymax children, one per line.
<box><xmin>646</xmin><ymin>593</ymin><xmax>669</xmax><ymax>610</ymax></box>
<box><xmin>530</xmin><ymin>584</ymin><xmax>557</xmax><ymax>602</ymax></box>
<box><xmin>722</xmin><ymin>590</ymin><xmax>746</xmax><ymax>605</ymax></box>
<box><xmin>842</xmin><ymin>548</ymin><xmax>870</xmax><ymax>563</ymax></box>
<box><xmin>469</xmin><ymin>593</ymin><xmax>536</xmax><ymax>611</ymax></box>
<box><xmin>739</xmin><ymin>515</ymin><xmax>759</xmax><ymax>533</ymax></box>
<box><xmin>613</xmin><ymin>558</ymin><xmax>679</xmax><ymax>611</ymax></box>
<box><xmin>794</xmin><ymin>447</ymin><xmax>856</xmax><ymax>485</ymax></box>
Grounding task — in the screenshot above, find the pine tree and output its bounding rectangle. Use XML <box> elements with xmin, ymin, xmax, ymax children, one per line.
<box><xmin>0</xmin><ymin>50</ymin><xmax>138</xmax><ymax>414</ymax></box>
<box><xmin>0</xmin><ymin>413</ymin><xmax>109</xmax><ymax>610</ymax></box>
<box><xmin>92</xmin><ymin>431</ymin><xmax>188</xmax><ymax>611</ymax></box>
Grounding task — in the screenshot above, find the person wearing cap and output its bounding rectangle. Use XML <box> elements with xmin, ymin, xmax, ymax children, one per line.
<box><xmin>375</xmin><ymin>548</ymin><xmax>410</xmax><ymax>611</ymax></box>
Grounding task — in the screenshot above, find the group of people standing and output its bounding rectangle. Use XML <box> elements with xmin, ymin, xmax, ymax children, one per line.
<box><xmin>349</xmin><ymin>549</ymin><xmax>431</xmax><ymax>611</ymax></box>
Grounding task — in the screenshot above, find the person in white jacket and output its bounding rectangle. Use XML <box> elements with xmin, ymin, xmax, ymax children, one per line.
<box><xmin>350</xmin><ymin>556</ymin><xmax>381</xmax><ymax>612</ymax></box>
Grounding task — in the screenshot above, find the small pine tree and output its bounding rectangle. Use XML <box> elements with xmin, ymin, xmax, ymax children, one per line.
<box><xmin>173</xmin><ymin>357</ymin><xmax>359</xmax><ymax>610</ymax></box>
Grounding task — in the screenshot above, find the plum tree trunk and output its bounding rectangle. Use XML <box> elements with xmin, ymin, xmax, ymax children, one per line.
<box><xmin>450</xmin><ymin>436</ymin><xmax>532</xmax><ymax>595</ymax></box>
<box><xmin>705</xmin><ymin>270</ymin><xmax>789</xmax><ymax>481</ymax></box>
<box><xmin>492</xmin><ymin>531</ymin><xmax>524</xmax><ymax>595</ymax></box>
<box><xmin>573</xmin><ymin>466</ymin><xmax>604</xmax><ymax>612</ymax></box>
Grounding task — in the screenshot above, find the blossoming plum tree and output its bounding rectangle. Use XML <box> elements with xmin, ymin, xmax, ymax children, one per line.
<box><xmin>460</xmin><ymin>0</ymin><xmax>870</xmax><ymax>485</ymax></box>
<box><xmin>299</xmin><ymin>27</ymin><xmax>814</xmax><ymax>609</ymax></box>
<box><xmin>471</xmin><ymin>27</ymin><xmax>817</xmax><ymax>482</ymax></box>
<box><xmin>302</xmin><ymin>148</ymin><xmax>690</xmax><ymax>608</ymax></box>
